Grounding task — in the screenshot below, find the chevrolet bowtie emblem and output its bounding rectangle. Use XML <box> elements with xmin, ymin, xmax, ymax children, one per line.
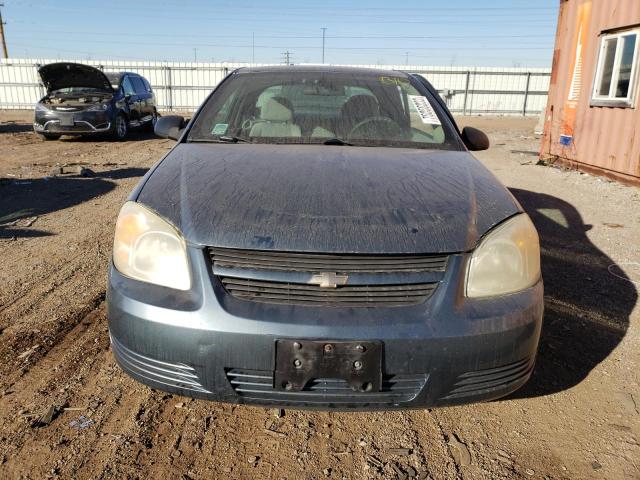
<box><xmin>308</xmin><ymin>272</ymin><xmax>348</xmax><ymax>288</ymax></box>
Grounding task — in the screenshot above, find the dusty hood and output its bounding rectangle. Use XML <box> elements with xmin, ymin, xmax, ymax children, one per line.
<box><xmin>136</xmin><ymin>144</ymin><xmax>520</xmax><ymax>254</ymax></box>
<box><xmin>38</xmin><ymin>62</ymin><xmax>113</xmax><ymax>93</ymax></box>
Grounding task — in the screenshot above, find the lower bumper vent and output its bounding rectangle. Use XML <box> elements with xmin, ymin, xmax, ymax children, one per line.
<box><xmin>111</xmin><ymin>335</ymin><xmax>211</xmax><ymax>394</ymax></box>
<box><xmin>440</xmin><ymin>357</ymin><xmax>534</xmax><ymax>401</ymax></box>
<box><xmin>226</xmin><ymin>368</ymin><xmax>427</xmax><ymax>405</ymax></box>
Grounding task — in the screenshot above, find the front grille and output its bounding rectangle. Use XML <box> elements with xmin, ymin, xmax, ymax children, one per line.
<box><xmin>220</xmin><ymin>277</ymin><xmax>436</xmax><ymax>307</ymax></box>
<box><xmin>439</xmin><ymin>357</ymin><xmax>534</xmax><ymax>401</ymax></box>
<box><xmin>209</xmin><ymin>248</ymin><xmax>448</xmax><ymax>273</ymax></box>
<box><xmin>226</xmin><ymin>368</ymin><xmax>428</xmax><ymax>405</ymax></box>
<box><xmin>51</xmin><ymin>106</ymin><xmax>85</xmax><ymax>112</ymax></box>
<box><xmin>210</xmin><ymin>247</ymin><xmax>447</xmax><ymax>308</ymax></box>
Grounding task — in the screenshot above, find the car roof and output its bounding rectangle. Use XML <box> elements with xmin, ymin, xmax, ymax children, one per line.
<box><xmin>234</xmin><ymin>65</ymin><xmax>410</xmax><ymax>78</ymax></box>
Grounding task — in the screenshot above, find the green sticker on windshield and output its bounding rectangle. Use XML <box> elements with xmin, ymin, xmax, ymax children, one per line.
<box><xmin>212</xmin><ymin>123</ymin><xmax>228</xmax><ymax>135</ymax></box>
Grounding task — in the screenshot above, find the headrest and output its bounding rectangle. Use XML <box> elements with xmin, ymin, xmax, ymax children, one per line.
<box><xmin>341</xmin><ymin>95</ymin><xmax>380</xmax><ymax>118</ymax></box>
<box><xmin>261</xmin><ymin>97</ymin><xmax>293</xmax><ymax>122</ymax></box>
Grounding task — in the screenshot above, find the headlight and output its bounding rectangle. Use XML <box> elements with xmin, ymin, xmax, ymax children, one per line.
<box><xmin>113</xmin><ymin>201</ymin><xmax>191</xmax><ymax>290</ymax></box>
<box><xmin>88</xmin><ymin>103</ymin><xmax>109</xmax><ymax>111</ymax></box>
<box><xmin>35</xmin><ymin>103</ymin><xmax>50</xmax><ymax>112</ymax></box>
<box><xmin>466</xmin><ymin>214</ymin><xmax>540</xmax><ymax>298</ymax></box>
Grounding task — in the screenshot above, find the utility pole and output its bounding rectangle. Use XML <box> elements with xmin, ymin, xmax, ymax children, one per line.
<box><xmin>282</xmin><ymin>51</ymin><xmax>292</xmax><ymax>65</ymax></box>
<box><xmin>193</xmin><ymin>48</ymin><xmax>198</xmax><ymax>62</ymax></box>
<box><xmin>0</xmin><ymin>4</ymin><xmax>8</xmax><ymax>59</ymax></box>
<box><xmin>321</xmin><ymin>27</ymin><xmax>327</xmax><ymax>64</ymax></box>
<box><xmin>252</xmin><ymin>32</ymin><xmax>255</xmax><ymax>64</ymax></box>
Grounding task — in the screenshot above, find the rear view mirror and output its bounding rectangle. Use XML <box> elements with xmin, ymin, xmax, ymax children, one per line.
<box><xmin>155</xmin><ymin>115</ymin><xmax>185</xmax><ymax>140</ymax></box>
<box><xmin>461</xmin><ymin>126</ymin><xmax>490</xmax><ymax>151</ymax></box>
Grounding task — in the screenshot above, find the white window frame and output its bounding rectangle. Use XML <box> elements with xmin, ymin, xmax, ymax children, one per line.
<box><xmin>591</xmin><ymin>28</ymin><xmax>640</xmax><ymax>108</ymax></box>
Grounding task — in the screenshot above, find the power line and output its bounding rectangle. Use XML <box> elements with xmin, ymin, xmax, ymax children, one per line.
<box><xmin>7</xmin><ymin>27</ymin><xmax>557</xmax><ymax>40</ymax></box>
<box><xmin>10</xmin><ymin>42</ymin><xmax>551</xmax><ymax>65</ymax></box>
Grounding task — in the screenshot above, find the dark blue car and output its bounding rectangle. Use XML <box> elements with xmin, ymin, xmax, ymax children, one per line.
<box><xmin>34</xmin><ymin>62</ymin><xmax>157</xmax><ymax>140</ymax></box>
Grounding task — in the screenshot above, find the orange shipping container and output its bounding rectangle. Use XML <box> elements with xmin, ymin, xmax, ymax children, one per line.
<box><xmin>542</xmin><ymin>0</ymin><xmax>640</xmax><ymax>186</ymax></box>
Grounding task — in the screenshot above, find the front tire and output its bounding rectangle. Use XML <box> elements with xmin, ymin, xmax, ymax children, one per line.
<box><xmin>113</xmin><ymin>114</ymin><xmax>128</xmax><ymax>141</ymax></box>
<box><xmin>147</xmin><ymin>109</ymin><xmax>159</xmax><ymax>132</ymax></box>
<box><xmin>39</xmin><ymin>133</ymin><xmax>61</xmax><ymax>141</ymax></box>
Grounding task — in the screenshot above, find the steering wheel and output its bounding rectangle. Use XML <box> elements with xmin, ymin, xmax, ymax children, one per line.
<box><xmin>348</xmin><ymin>116</ymin><xmax>403</xmax><ymax>140</ymax></box>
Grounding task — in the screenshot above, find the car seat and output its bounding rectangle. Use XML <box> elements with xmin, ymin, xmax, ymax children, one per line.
<box><xmin>249</xmin><ymin>97</ymin><xmax>301</xmax><ymax>137</ymax></box>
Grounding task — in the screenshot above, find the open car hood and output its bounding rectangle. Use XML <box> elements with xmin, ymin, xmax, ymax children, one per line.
<box><xmin>38</xmin><ymin>62</ymin><xmax>114</xmax><ymax>93</ymax></box>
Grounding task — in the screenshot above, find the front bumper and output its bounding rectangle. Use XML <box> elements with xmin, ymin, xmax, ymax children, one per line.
<box><xmin>107</xmin><ymin>248</ymin><xmax>544</xmax><ymax>410</ymax></box>
<box><xmin>34</xmin><ymin>108</ymin><xmax>112</xmax><ymax>134</ymax></box>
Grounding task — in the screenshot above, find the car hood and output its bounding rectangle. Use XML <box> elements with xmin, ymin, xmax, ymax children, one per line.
<box><xmin>136</xmin><ymin>144</ymin><xmax>520</xmax><ymax>254</ymax></box>
<box><xmin>38</xmin><ymin>62</ymin><xmax>114</xmax><ymax>93</ymax></box>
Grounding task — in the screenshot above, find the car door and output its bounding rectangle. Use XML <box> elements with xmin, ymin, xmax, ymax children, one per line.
<box><xmin>131</xmin><ymin>75</ymin><xmax>153</xmax><ymax>122</ymax></box>
<box><xmin>121</xmin><ymin>75</ymin><xmax>141</xmax><ymax>123</ymax></box>
<box><xmin>141</xmin><ymin>77</ymin><xmax>156</xmax><ymax>119</ymax></box>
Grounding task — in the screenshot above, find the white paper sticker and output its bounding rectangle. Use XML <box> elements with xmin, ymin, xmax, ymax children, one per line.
<box><xmin>409</xmin><ymin>95</ymin><xmax>441</xmax><ymax>125</ymax></box>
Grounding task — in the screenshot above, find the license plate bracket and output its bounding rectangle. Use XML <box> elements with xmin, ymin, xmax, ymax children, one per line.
<box><xmin>59</xmin><ymin>114</ymin><xmax>74</xmax><ymax>127</ymax></box>
<box><xmin>274</xmin><ymin>340</ymin><xmax>382</xmax><ymax>393</ymax></box>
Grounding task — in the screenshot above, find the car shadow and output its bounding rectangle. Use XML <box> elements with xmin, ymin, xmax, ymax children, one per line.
<box><xmin>507</xmin><ymin>188</ymin><xmax>636</xmax><ymax>398</ymax></box>
<box><xmin>0</xmin><ymin>121</ymin><xmax>159</xmax><ymax>141</ymax></box>
<box><xmin>58</xmin><ymin>129</ymin><xmax>158</xmax><ymax>142</ymax></box>
<box><xmin>0</xmin><ymin>121</ymin><xmax>33</xmax><ymax>134</ymax></box>
<box><xmin>0</xmin><ymin>167</ymin><xmax>148</xmax><ymax>239</ymax></box>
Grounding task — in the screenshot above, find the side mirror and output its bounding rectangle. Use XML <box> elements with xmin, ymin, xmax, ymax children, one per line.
<box><xmin>155</xmin><ymin>115</ymin><xmax>185</xmax><ymax>140</ymax></box>
<box><xmin>461</xmin><ymin>126</ymin><xmax>490</xmax><ymax>151</ymax></box>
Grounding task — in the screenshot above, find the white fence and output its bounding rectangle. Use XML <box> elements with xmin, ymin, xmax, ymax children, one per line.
<box><xmin>0</xmin><ymin>58</ymin><xmax>551</xmax><ymax>115</ymax></box>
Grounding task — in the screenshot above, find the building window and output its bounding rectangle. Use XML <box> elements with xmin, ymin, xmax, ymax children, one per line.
<box><xmin>592</xmin><ymin>29</ymin><xmax>639</xmax><ymax>107</ymax></box>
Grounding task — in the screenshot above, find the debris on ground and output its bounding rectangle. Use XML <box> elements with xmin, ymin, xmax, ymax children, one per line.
<box><xmin>388</xmin><ymin>447</ymin><xmax>412</xmax><ymax>456</ymax></box>
<box><xmin>366</xmin><ymin>454</ymin><xmax>384</xmax><ymax>468</ymax></box>
<box><xmin>17</xmin><ymin>344</ymin><xmax>40</xmax><ymax>360</ymax></box>
<box><xmin>263</xmin><ymin>428</ymin><xmax>286</xmax><ymax>438</ymax></box>
<box><xmin>69</xmin><ymin>416</ymin><xmax>94</xmax><ymax>430</ymax></box>
<box><xmin>32</xmin><ymin>405</ymin><xmax>61</xmax><ymax>428</ymax></box>
<box><xmin>0</xmin><ymin>216</ymin><xmax>38</xmax><ymax>228</ymax></box>
<box><xmin>78</xmin><ymin>167</ymin><xmax>95</xmax><ymax>177</ymax></box>
<box><xmin>447</xmin><ymin>434</ymin><xmax>471</xmax><ymax>467</ymax></box>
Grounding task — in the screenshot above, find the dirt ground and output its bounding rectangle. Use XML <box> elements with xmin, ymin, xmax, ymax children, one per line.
<box><xmin>0</xmin><ymin>111</ymin><xmax>638</xmax><ymax>480</ymax></box>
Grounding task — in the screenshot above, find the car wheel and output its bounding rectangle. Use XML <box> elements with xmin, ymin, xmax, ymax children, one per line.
<box><xmin>113</xmin><ymin>114</ymin><xmax>128</xmax><ymax>140</ymax></box>
<box><xmin>147</xmin><ymin>109</ymin><xmax>159</xmax><ymax>132</ymax></box>
<box><xmin>40</xmin><ymin>133</ymin><xmax>61</xmax><ymax>141</ymax></box>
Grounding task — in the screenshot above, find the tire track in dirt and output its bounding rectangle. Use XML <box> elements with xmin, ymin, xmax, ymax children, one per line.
<box><xmin>0</xmin><ymin>304</ymin><xmax>109</xmax><ymax>471</ymax></box>
<box><xmin>0</xmin><ymin>289</ymin><xmax>105</xmax><ymax>388</ymax></box>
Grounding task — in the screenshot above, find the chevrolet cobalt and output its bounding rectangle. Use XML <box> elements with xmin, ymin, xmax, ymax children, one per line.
<box><xmin>108</xmin><ymin>66</ymin><xmax>543</xmax><ymax>410</ymax></box>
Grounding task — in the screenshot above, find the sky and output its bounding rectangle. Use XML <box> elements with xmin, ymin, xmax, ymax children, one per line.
<box><xmin>2</xmin><ymin>0</ymin><xmax>559</xmax><ymax>67</ymax></box>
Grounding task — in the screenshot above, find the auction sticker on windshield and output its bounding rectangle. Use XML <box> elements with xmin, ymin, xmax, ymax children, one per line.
<box><xmin>408</xmin><ymin>95</ymin><xmax>441</xmax><ymax>125</ymax></box>
<box><xmin>211</xmin><ymin>123</ymin><xmax>228</xmax><ymax>135</ymax></box>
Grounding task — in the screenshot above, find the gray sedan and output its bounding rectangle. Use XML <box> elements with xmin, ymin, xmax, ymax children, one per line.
<box><xmin>107</xmin><ymin>66</ymin><xmax>543</xmax><ymax>410</ymax></box>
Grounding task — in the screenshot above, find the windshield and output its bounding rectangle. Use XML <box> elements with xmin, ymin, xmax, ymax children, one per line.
<box><xmin>105</xmin><ymin>73</ymin><xmax>122</xmax><ymax>90</ymax></box>
<box><xmin>188</xmin><ymin>70</ymin><xmax>462</xmax><ymax>150</ymax></box>
<box><xmin>52</xmin><ymin>87</ymin><xmax>112</xmax><ymax>95</ymax></box>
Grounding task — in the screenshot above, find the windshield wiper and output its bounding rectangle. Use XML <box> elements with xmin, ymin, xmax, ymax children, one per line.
<box><xmin>218</xmin><ymin>135</ymin><xmax>251</xmax><ymax>143</ymax></box>
<box><xmin>323</xmin><ymin>138</ymin><xmax>353</xmax><ymax>146</ymax></box>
